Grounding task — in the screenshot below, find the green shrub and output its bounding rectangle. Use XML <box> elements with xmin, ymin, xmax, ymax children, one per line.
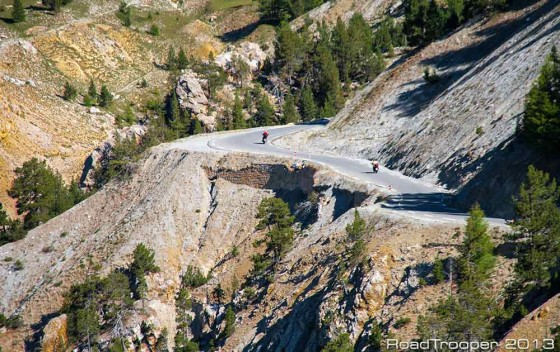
<box><xmin>393</xmin><ymin>316</ymin><xmax>411</xmax><ymax>329</ymax></box>
<box><xmin>148</xmin><ymin>24</ymin><xmax>160</xmax><ymax>36</ymax></box>
<box><xmin>322</xmin><ymin>333</ymin><xmax>353</xmax><ymax>352</ymax></box>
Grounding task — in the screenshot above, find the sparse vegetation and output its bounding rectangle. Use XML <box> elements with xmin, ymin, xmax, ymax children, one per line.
<box><xmin>322</xmin><ymin>333</ymin><xmax>353</xmax><ymax>352</ymax></box>
<box><xmin>393</xmin><ymin>316</ymin><xmax>411</xmax><ymax>329</ymax></box>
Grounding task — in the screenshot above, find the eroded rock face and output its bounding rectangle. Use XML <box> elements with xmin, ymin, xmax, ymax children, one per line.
<box><xmin>80</xmin><ymin>124</ymin><xmax>147</xmax><ymax>188</ymax></box>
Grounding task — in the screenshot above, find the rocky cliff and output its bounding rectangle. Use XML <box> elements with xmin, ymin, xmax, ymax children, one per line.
<box><xmin>0</xmin><ymin>134</ymin><xmax>506</xmax><ymax>351</ymax></box>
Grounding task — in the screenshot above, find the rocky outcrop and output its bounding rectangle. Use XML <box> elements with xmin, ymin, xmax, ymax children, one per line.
<box><xmin>80</xmin><ymin>124</ymin><xmax>147</xmax><ymax>188</ymax></box>
<box><xmin>215</xmin><ymin>41</ymin><xmax>268</xmax><ymax>74</ymax></box>
<box><xmin>176</xmin><ymin>70</ymin><xmax>209</xmax><ymax>115</ymax></box>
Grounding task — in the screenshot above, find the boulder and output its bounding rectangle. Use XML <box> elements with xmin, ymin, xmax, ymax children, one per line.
<box><xmin>41</xmin><ymin>314</ymin><xmax>68</xmax><ymax>352</ymax></box>
<box><xmin>215</xmin><ymin>42</ymin><xmax>267</xmax><ymax>73</ymax></box>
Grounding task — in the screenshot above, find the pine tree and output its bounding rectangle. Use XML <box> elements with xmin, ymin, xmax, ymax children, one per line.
<box><xmin>300</xmin><ymin>85</ymin><xmax>318</xmax><ymax>122</ymax></box>
<box><xmin>166</xmin><ymin>90</ymin><xmax>181</xmax><ymax>129</ymax></box>
<box><xmin>232</xmin><ymin>93</ymin><xmax>246</xmax><ymax>129</ymax></box>
<box><xmin>275</xmin><ymin>22</ymin><xmax>304</xmax><ymax>84</ymax></box>
<box><xmin>177</xmin><ymin>48</ymin><xmax>188</xmax><ymax>70</ymax></box>
<box><xmin>509</xmin><ymin>166</ymin><xmax>560</xmax><ymax>295</ymax></box>
<box><xmin>0</xmin><ymin>204</ymin><xmax>8</xmax><ymax>234</ymax></box>
<box><xmin>523</xmin><ymin>46</ymin><xmax>560</xmax><ymax>151</ymax></box>
<box><xmin>347</xmin><ymin>13</ymin><xmax>374</xmax><ymax>82</ymax></box>
<box><xmin>323</xmin><ymin>333</ymin><xmax>353</xmax><ymax>352</ymax></box>
<box><xmin>256</xmin><ymin>197</ymin><xmax>295</xmax><ymax>264</ymax></box>
<box><xmin>346</xmin><ymin>209</ymin><xmax>367</xmax><ymax>263</ymax></box>
<box><xmin>457</xmin><ymin>204</ymin><xmax>495</xmax><ymax>285</ymax></box>
<box><xmin>99</xmin><ymin>84</ymin><xmax>113</xmax><ymax>108</ymax></box>
<box><xmin>148</xmin><ymin>24</ymin><xmax>160</xmax><ymax>36</ymax></box>
<box><xmin>258</xmin><ymin>0</ymin><xmax>290</xmax><ymax>22</ymax></box>
<box><xmin>63</xmin><ymin>82</ymin><xmax>78</xmax><ymax>101</ymax></box>
<box><xmin>424</xmin><ymin>0</ymin><xmax>448</xmax><ymax>42</ymax></box>
<box><xmin>12</xmin><ymin>0</ymin><xmax>25</xmax><ymax>22</ymax></box>
<box><xmin>315</xmin><ymin>42</ymin><xmax>344</xmax><ymax>109</ymax></box>
<box><xmin>130</xmin><ymin>243</ymin><xmax>159</xmax><ymax>298</ymax></box>
<box><xmin>433</xmin><ymin>257</ymin><xmax>445</xmax><ymax>283</ymax></box>
<box><xmin>8</xmin><ymin>158</ymin><xmax>75</xmax><ymax>229</ymax></box>
<box><xmin>320</xmin><ymin>96</ymin><xmax>337</xmax><ymax>118</ymax></box>
<box><xmin>87</xmin><ymin>79</ymin><xmax>98</xmax><ymax>104</ymax></box>
<box><xmin>191</xmin><ymin>118</ymin><xmax>203</xmax><ymax>135</ymax></box>
<box><xmin>167</xmin><ymin>46</ymin><xmax>176</xmax><ymax>70</ymax></box>
<box><xmin>123</xmin><ymin>10</ymin><xmax>132</xmax><ymax>27</ymax></box>
<box><xmin>331</xmin><ymin>17</ymin><xmax>352</xmax><ymax>82</ymax></box>
<box><xmin>446</xmin><ymin>0</ymin><xmax>464</xmax><ymax>29</ymax></box>
<box><xmin>222</xmin><ymin>306</ymin><xmax>236</xmax><ymax>339</ymax></box>
<box><xmin>255</xmin><ymin>94</ymin><xmax>275</xmax><ymax>126</ymax></box>
<box><xmin>282</xmin><ymin>92</ymin><xmax>300</xmax><ymax>123</ymax></box>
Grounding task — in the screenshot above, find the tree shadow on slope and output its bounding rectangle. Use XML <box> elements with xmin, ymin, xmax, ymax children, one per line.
<box><xmin>381</xmin><ymin>193</ymin><xmax>460</xmax><ymax>213</ymax></box>
<box><xmin>242</xmin><ymin>255</ymin><xmax>343</xmax><ymax>352</ymax></box>
<box><xmin>25</xmin><ymin>312</ymin><xmax>60</xmax><ymax>351</ymax></box>
<box><xmin>383</xmin><ymin>262</ymin><xmax>433</xmax><ymax>307</ymax></box>
<box><xmin>449</xmin><ymin>134</ymin><xmax>560</xmax><ymax>218</ymax></box>
<box><xmin>421</xmin><ymin>0</ymin><xmax>558</xmax><ymax>86</ymax></box>
<box><xmin>383</xmin><ymin>0</ymin><xmax>557</xmax><ymax>119</ymax></box>
<box><xmin>219</xmin><ymin>20</ymin><xmax>261</xmax><ymax>42</ymax></box>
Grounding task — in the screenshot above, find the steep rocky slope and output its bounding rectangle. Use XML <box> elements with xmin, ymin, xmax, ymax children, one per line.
<box><xmin>0</xmin><ymin>39</ymin><xmax>113</xmax><ymax>216</ymax></box>
<box><xmin>278</xmin><ymin>0</ymin><xmax>560</xmax><ymax>216</ymax></box>
<box><xmin>291</xmin><ymin>0</ymin><xmax>396</xmax><ymax>27</ymax></box>
<box><xmin>0</xmin><ymin>136</ymin><xmax>511</xmax><ymax>351</ymax></box>
<box><xmin>0</xmin><ymin>0</ymin><xmax>222</xmax><ymax>214</ymax></box>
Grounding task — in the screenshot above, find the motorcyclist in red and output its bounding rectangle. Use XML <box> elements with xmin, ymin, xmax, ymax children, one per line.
<box><xmin>262</xmin><ymin>130</ymin><xmax>269</xmax><ymax>144</ymax></box>
<box><xmin>372</xmin><ymin>160</ymin><xmax>380</xmax><ymax>173</ymax></box>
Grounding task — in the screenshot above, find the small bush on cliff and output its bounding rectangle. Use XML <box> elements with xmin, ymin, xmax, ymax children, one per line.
<box><xmin>148</xmin><ymin>24</ymin><xmax>160</xmax><ymax>36</ymax></box>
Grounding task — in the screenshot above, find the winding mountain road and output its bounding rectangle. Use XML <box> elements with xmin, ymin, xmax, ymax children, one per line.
<box><xmin>200</xmin><ymin>123</ymin><xmax>506</xmax><ymax>225</ymax></box>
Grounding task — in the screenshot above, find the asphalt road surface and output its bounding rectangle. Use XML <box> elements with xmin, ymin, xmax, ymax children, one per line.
<box><xmin>206</xmin><ymin>123</ymin><xmax>506</xmax><ymax>226</ymax></box>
